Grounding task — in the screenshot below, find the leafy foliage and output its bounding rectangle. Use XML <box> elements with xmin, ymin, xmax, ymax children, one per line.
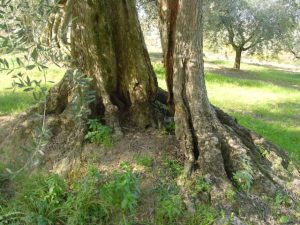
<box><xmin>163</xmin><ymin>158</ymin><xmax>184</xmax><ymax>178</ymax></box>
<box><xmin>279</xmin><ymin>215</ymin><xmax>290</xmax><ymax>224</ymax></box>
<box><xmin>275</xmin><ymin>191</ymin><xmax>292</xmax><ymax>207</ymax></box>
<box><xmin>0</xmin><ymin>166</ymin><xmax>140</xmax><ymax>225</ymax></box>
<box><xmin>233</xmin><ymin>170</ymin><xmax>253</xmax><ymax>192</ymax></box>
<box><xmin>101</xmin><ymin>162</ymin><xmax>140</xmax><ymax>224</ymax></box>
<box><xmin>233</xmin><ymin>156</ymin><xmax>253</xmax><ymax>192</ymax></box>
<box><xmin>225</xmin><ymin>189</ymin><xmax>236</xmax><ymax>202</ymax></box>
<box><xmin>204</xmin><ymin>0</ymin><xmax>298</xmax><ymax>62</ymax></box>
<box><xmin>135</xmin><ymin>155</ymin><xmax>153</xmax><ymax>168</ymax></box>
<box><xmin>186</xmin><ymin>204</ymin><xmax>218</xmax><ymax>225</ymax></box>
<box><xmin>85</xmin><ymin>119</ymin><xmax>113</xmax><ymax>148</ymax></box>
<box><xmin>155</xmin><ymin>185</ymin><xmax>183</xmax><ymax>225</ymax></box>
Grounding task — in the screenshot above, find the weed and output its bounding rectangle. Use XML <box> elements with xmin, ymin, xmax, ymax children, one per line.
<box><xmin>163</xmin><ymin>158</ymin><xmax>184</xmax><ymax>178</ymax></box>
<box><xmin>225</xmin><ymin>189</ymin><xmax>236</xmax><ymax>202</ymax></box>
<box><xmin>0</xmin><ymin>165</ymin><xmax>13</xmax><ymax>205</ymax></box>
<box><xmin>63</xmin><ymin>167</ymin><xmax>107</xmax><ymax>225</ymax></box>
<box><xmin>0</xmin><ymin>165</ymin><xmax>141</xmax><ymax>225</ymax></box>
<box><xmin>275</xmin><ymin>191</ymin><xmax>292</xmax><ymax>207</ymax></box>
<box><xmin>194</xmin><ymin>176</ymin><xmax>212</xmax><ymax>193</ymax></box>
<box><xmin>233</xmin><ymin>157</ymin><xmax>253</xmax><ymax>192</ymax></box>
<box><xmin>155</xmin><ymin>194</ymin><xmax>183</xmax><ymax>224</ymax></box>
<box><xmin>101</xmin><ymin>165</ymin><xmax>140</xmax><ymax>224</ymax></box>
<box><xmin>135</xmin><ymin>155</ymin><xmax>153</xmax><ymax>168</ymax></box>
<box><xmin>279</xmin><ymin>215</ymin><xmax>289</xmax><ymax>224</ymax></box>
<box><xmin>233</xmin><ymin>170</ymin><xmax>253</xmax><ymax>192</ymax></box>
<box><xmin>0</xmin><ymin>173</ymin><xmax>68</xmax><ymax>224</ymax></box>
<box><xmin>164</xmin><ymin>121</ymin><xmax>175</xmax><ymax>134</ymax></box>
<box><xmin>186</xmin><ymin>204</ymin><xmax>218</xmax><ymax>225</ymax></box>
<box><xmin>85</xmin><ymin>119</ymin><xmax>113</xmax><ymax>148</ymax></box>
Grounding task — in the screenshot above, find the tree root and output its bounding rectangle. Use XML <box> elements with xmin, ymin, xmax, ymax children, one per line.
<box><xmin>178</xmin><ymin>105</ymin><xmax>300</xmax><ymax>224</ymax></box>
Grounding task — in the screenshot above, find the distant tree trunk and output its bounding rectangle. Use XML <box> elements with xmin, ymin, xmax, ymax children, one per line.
<box><xmin>234</xmin><ymin>47</ymin><xmax>242</xmax><ymax>70</ymax></box>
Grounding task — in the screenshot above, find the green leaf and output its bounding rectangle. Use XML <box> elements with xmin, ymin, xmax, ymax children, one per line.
<box><xmin>16</xmin><ymin>57</ymin><xmax>23</xmax><ymax>66</ymax></box>
<box><xmin>23</xmin><ymin>87</ymin><xmax>34</xmax><ymax>92</ymax></box>
<box><xmin>31</xmin><ymin>48</ymin><xmax>38</xmax><ymax>61</ymax></box>
<box><xmin>26</xmin><ymin>65</ymin><xmax>36</xmax><ymax>70</ymax></box>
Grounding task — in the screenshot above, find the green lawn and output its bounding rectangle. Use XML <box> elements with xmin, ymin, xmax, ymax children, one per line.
<box><xmin>0</xmin><ymin>57</ymin><xmax>299</xmax><ymax>162</ymax></box>
<box><xmin>0</xmin><ymin>59</ymin><xmax>65</xmax><ymax>115</ymax></box>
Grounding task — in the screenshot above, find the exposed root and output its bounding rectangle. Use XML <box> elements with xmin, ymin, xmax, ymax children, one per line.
<box><xmin>179</xmin><ymin>106</ymin><xmax>300</xmax><ymax>224</ymax></box>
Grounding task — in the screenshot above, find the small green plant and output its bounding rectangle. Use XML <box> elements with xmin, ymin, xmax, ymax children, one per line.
<box><xmin>279</xmin><ymin>215</ymin><xmax>289</xmax><ymax>224</ymax></box>
<box><xmin>101</xmin><ymin>164</ymin><xmax>140</xmax><ymax>224</ymax></box>
<box><xmin>0</xmin><ymin>165</ymin><xmax>141</xmax><ymax>225</ymax></box>
<box><xmin>275</xmin><ymin>191</ymin><xmax>291</xmax><ymax>207</ymax></box>
<box><xmin>164</xmin><ymin>122</ymin><xmax>175</xmax><ymax>134</ymax></box>
<box><xmin>0</xmin><ymin>165</ymin><xmax>12</xmax><ymax>206</ymax></box>
<box><xmin>1</xmin><ymin>173</ymin><xmax>68</xmax><ymax>224</ymax></box>
<box><xmin>163</xmin><ymin>158</ymin><xmax>184</xmax><ymax>178</ymax></box>
<box><xmin>135</xmin><ymin>155</ymin><xmax>153</xmax><ymax>168</ymax></box>
<box><xmin>233</xmin><ymin>170</ymin><xmax>253</xmax><ymax>192</ymax></box>
<box><xmin>85</xmin><ymin>119</ymin><xmax>113</xmax><ymax>148</ymax></box>
<box><xmin>233</xmin><ymin>156</ymin><xmax>253</xmax><ymax>192</ymax></box>
<box><xmin>155</xmin><ymin>194</ymin><xmax>183</xmax><ymax>225</ymax></box>
<box><xmin>63</xmin><ymin>166</ymin><xmax>107</xmax><ymax>225</ymax></box>
<box><xmin>186</xmin><ymin>204</ymin><xmax>218</xmax><ymax>225</ymax></box>
<box><xmin>194</xmin><ymin>176</ymin><xmax>212</xmax><ymax>193</ymax></box>
<box><xmin>225</xmin><ymin>189</ymin><xmax>236</xmax><ymax>202</ymax></box>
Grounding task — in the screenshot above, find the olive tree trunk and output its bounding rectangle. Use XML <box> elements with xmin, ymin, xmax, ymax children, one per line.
<box><xmin>234</xmin><ymin>47</ymin><xmax>242</xmax><ymax>70</ymax></box>
<box><xmin>161</xmin><ymin>0</ymin><xmax>300</xmax><ymax>223</ymax></box>
<box><xmin>158</xmin><ymin>0</ymin><xmax>178</xmax><ymax>111</ymax></box>
<box><xmin>0</xmin><ymin>0</ymin><xmax>160</xmax><ymax>173</ymax></box>
<box><xmin>69</xmin><ymin>0</ymin><xmax>158</xmax><ymax>129</ymax></box>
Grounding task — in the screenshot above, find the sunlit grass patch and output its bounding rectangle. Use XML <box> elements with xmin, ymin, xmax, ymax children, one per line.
<box><xmin>0</xmin><ymin>58</ymin><xmax>66</xmax><ymax>114</ymax></box>
<box><xmin>205</xmin><ymin>72</ymin><xmax>300</xmax><ymax>162</ymax></box>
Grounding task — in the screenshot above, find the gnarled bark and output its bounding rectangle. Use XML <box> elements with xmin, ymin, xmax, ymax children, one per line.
<box><xmin>69</xmin><ymin>0</ymin><xmax>158</xmax><ymax>129</ymax></box>
<box><xmin>158</xmin><ymin>0</ymin><xmax>178</xmax><ymax>112</ymax></box>
<box><xmin>162</xmin><ymin>0</ymin><xmax>300</xmax><ymax>223</ymax></box>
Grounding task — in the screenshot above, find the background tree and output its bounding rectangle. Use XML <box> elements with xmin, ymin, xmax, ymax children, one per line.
<box><xmin>204</xmin><ymin>0</ymin><xmax>295</xmax><ymax>70</ymax></box>
<box><xmin>281</xmin><ymin>12</ymin><xmax>300</xmax><ymax>59</ymax></box>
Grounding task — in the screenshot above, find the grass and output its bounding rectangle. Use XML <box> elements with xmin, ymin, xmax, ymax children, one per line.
<box><xmin>0</xmin><ymin>54</ymin><xmax>299</xmax><ymax>163</ymax></box>
<box><xmin>0</xmin><ymin>54</ymin><xmax>65</xmax><ymax>115</ymax></box>
<box><xmin>205</xmin><ymin>71</ymin><xmax>300</xmax><ymax>162</ymax></box>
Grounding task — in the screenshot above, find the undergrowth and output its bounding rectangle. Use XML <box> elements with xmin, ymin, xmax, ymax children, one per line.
<box><xmin>85</xmin><ymin>119</ymin><xmax>113</xmax><ymax>148</ymax></box>
<box><xmin>0</xmin><ymin>165</ymin><xmax>140</xmax><ymax>225</ymax></box>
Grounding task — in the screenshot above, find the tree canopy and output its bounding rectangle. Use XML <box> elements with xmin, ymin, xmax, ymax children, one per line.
<box><xmin>204</xmin><ymin>0</ymin><xmax>298</xmax><ymax>69</ymax></box>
